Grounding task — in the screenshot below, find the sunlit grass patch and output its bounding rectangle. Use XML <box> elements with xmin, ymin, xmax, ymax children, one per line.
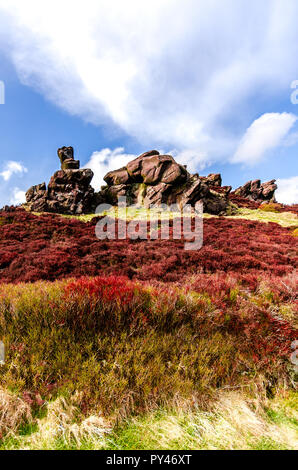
<box><xmin>61</xmin><ymin>206</ymin><xmax>203</xmax><ymax>222</ymax></box>
<box><xmin>227</xmin><ymin>208</ymin><xmax>298</xmax><ymax>227</ymax></box>
<box><xmin>55</xmin><ymin>206</ymin><xmax>298</xmax><ymax>227</ymax></box>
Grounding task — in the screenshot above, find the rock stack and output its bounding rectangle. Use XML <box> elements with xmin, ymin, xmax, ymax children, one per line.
<box><xmin>25</xmin><ymin>147</ymin><xmax>96</xmax><ymax>214</ymax></box>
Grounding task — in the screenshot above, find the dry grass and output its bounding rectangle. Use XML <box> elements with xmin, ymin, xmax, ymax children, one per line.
<box><xmin>24</xmin><ymin>395</ymin><xmax>111</xmax><ymax>450</ymax></box>
<box><xmin>102</xmin><ymin>390</ymin><xmax>298</xmax><ymax>450</ymax></box>
<box><xmin>0</xmin><ymin>388</ymin><xmax>33</xmax><ymax>438</ymax></box>
<box><xmin>2</xmin><ymin>390</ymin><xmax>296</xmax><ymax>450</ymax></box>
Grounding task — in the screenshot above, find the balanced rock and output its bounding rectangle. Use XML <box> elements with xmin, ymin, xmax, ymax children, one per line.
<box><xmin>233</xmin><ymin>179</ymin><xmax>277</xmax><ymax>202</ymax></box>
<box><xmin>58</xmin><ymin>146</ymin><xmax>80</xmax><ymax>170</ymax></box>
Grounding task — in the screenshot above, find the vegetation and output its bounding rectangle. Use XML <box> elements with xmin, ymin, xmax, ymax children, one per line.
<box><xmin>0</xmin><ymin>205</ymin><xmax>297</xmax><ymax>449</ymax></box>
<box><xmin>0</xmin><ymin>272</ymin><xmax>297</xmax><ymax>449</ymax></box>
<box><xmin>228</xmin><ymin>208</ymin><xmax>298</xmax><ymax>227</ymax></box>
<box><xmin>1</xmin><ymin>391</ymin><xmax>297</xmax><ymax>450</ymax></box>
<box><xmin>0</xmin><ymin>208</ymin><xmax>297</xmax><ymax>283</ymax></box>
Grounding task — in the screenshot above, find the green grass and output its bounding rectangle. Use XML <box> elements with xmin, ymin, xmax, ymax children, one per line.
<box><xmin>0</xmin><ymin>275</ymin><xmax>297</xmax><ymax>450</ymax></box>
<box><xmin>60</xmin><ymin>206</ymin><xmax>203</xmax><ymax>222</ymax></box>
<box><xmin>2</xmin><ymin>205</ymin><xmax>297</xmax><ymax>450</ymax></box>
<box><xmin>1</xmin><ymin>392</ymin><xmax>296</xmax><ymax>450</ymax></box>
<box><xmin>52</xmin><ymin>206</ymin><xmax>298</xmax><ymax>227</ymax></box>
<box><xmin>226</xmin><ymin>208</ymin><xmax>298</xmax><ymax>227</ymax></box>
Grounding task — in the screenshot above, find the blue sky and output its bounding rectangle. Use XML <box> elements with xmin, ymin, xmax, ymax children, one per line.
<box><xmin>0</xmin><ymin>0</ymin><xmax>297</xmax><ymax>206</ymax></box>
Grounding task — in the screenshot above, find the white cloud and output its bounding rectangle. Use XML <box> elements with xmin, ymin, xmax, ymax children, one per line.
<box><xmin>276</xmin><ymin>176</ymin><xmax>298</xmax><ymax>204</ymax></box>
<box><xmin>84</xmin><ymin>148</ymin><xmax>138</xmax><ymax>190</ymax></box>
<box><xmin>10</xmin><ymin>187</ymin><xmax>26</xmax><ymax>205</ymax></box>
<box><xmin>0</xmin><ymin>161</ymin><xmax>28</xmax><ymax>181</ymax></box>
<box><xmin>231</xmin><ymin>113</ymin><xmax>297</xmax><ymax>165</ymax></box>
<box><xmin>170</xmin><ymin>148</ymin><xmax>211</xmax><ymax>174</ymax></box>
<box><xmin>1</xmin><ymin>1</ymin><xmax>298</xmax><ymax>161</ymax></box>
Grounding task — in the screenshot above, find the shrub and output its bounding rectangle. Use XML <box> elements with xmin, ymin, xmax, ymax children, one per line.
<box><xmin>0</xmin><ymin>208</ymin><xmax>296</xmax><ymax>283</ymax></box>
<box><xmin>259</xmin><ymin>203</ymin><xmax>283</xmax><ymax>213</ymax></box>
<box><xmin>0</xmin><ymin>275</ymin><xmax>296</xmax><ymax>423</ymax></box>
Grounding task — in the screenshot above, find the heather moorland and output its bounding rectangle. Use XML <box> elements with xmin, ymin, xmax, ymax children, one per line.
<box><xmin>0</xmin><ymin>203</ymin><xmax>297</xmax><ymax>450</ymax></box>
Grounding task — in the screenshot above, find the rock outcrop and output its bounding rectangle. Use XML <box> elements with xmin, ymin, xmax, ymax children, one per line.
<box><xmin>25</xmin><ymin>147</ymin><xmax>278</xmax><ymax>216</ymax></box>
<box><xmin>99</xmin><ymin>151</ymin><xmax>230</xmax><ymax>215</ymax></box>
<box><xmin>26</xmin><ymin>147</ymin><xmax>96</xmax><ymax>214</ymax></box>
<box><xmin>233</xmin><ymin>179</ymin><xmax>277</xmax><ymax>203</ymax></box>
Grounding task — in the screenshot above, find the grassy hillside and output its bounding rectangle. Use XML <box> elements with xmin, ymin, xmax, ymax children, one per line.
<box><xmin>0</xmin><ymin>206</ymin><xmax>297</xmax><ymax>450</ymax></box>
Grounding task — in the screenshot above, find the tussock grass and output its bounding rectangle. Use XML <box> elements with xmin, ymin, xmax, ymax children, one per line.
<box><xmin>0</xmin><ymin>387</ymin><xmax>33</xmax><ymax>439</ymax></box>
<box><xmin>105</xmin><ymin>391</ymin><xmax>298</xmax><ymax>450</ymax></box>
<box><xmin>23</xmin><ymin>395</ymin><xmax>110</xmax><ymax>450</ymax></box>
<box><xmin>1</xmin><ymin>391</ymin><xmax>297</xmax><ymax>450</ymax></box>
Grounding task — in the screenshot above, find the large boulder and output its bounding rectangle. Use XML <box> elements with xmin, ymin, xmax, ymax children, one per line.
<box><xmin>25</xmin><ymin>182</ymin><xmax>47</xmax><ymax>203</ymax></box>
<box><xmin>104</xmin><ymin>167</ymin><xmax>131</xmax><ymax>186</ymax></box>
<box><xmin>48</xmin><ymin>169</ymin><xmax>93</xmax><ymax>189</ymax></box>
<box><xmin>25</xmin><ymin>183</ymin><xmax>48</xmax><ymax>212</ymax></box>
<box><xmin>126</xmin><ymin>150</ymin><xmax>160</xmax><ymax>179</ymax></box>
<box><xmin>126</xmin><ymin>151</ymin><xmax>187</xmax><ymax>186</ymax></box>
<box><xmin>98</xmin><ymin>152</ymin><xmax>231</xmax><ymax>214</ymax></box>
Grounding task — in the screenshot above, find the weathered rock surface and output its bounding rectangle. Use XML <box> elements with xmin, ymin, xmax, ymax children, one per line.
<box><xmin>99</xmin><ymin>151</ymin><xmax>231</xmax><ymax>215</ymax></box>
<box><xmin>233</xmin><ymin>179</ymin><xmax>277</xmax><ymax>203</ymax></box>
<box><xmin>25</xmin><ymin>147</ymin><xmax>278</xmax><ymax>216</ymax></box>
<box><xmin>25</xmin><ymin>148</ymin><xmax>96</xmax><ymax>214</ymax></box>
<box><xmin>57</xmin><ymin>146</ymin><xmax>80</xmax><ymax>170</ymax></box>
<box><xmin>200</xmin><ymin>173</ymin><xmax>222</xmax><ymax>187</ymax></box>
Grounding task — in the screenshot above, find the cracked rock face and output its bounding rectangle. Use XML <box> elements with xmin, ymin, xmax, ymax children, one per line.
<box><xmin>26</xmin><ymin>169</ymin><xmax>96</xmax><ymax>215</ymax></box>
<box><xmin>233</xmin><ymin>179</ymin><xmax>277</xmax><ymax>202</ymax></box>
<box><xmin>25</xmin><ymin>148</ymin><xmax>96</xmax><ymax>215</ymax></box>
<box><xmin>99</xmin><ymin>151</ymin><xmax>231</xmax><ymax>215</ymax></box>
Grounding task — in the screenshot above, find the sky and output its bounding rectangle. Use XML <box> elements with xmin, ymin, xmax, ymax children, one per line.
<box><xmin>0</xmin><ymin>0</ymin><xmax>297</xmax><ymax>206</ymax></box>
